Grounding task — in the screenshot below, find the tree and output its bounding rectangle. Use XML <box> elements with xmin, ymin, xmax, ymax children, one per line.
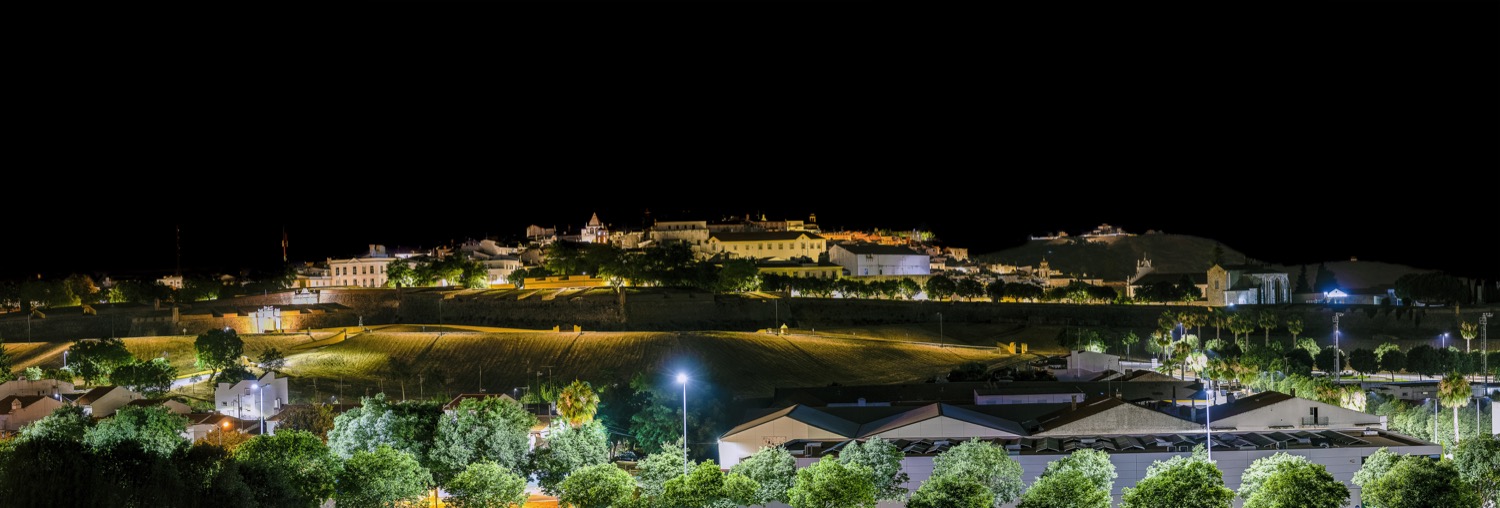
<box><xmin>557</xmin><ymin>463</ymin><xmax>634</xmax><ymax>508</ymax></box>
<box><xmin>716</xmin><ymin>258</ymin><xmax>761</xmax><ymax>293</ymax></box>
<box><xmin>1394</xmin><ymin>272</ymin><xmax>1469</xmax><ymax>307</ymax></box>
<box><xmin>66</xmin><ymin>338</ymin><xmax>134</xmax><ymax>386</ymax></box>
<box><xmin>1349</xmin><ymin>348</ymin><xmax>1378</xmax><ymax>379</ymax></box>
<box><xmin>0</xmin><ymin>438</ymin><xmax>106</xmax><ymax>507</ymax></box>
<box><xmin>1242</xmin><ymin>460</ymin><xmax>1349</xmax><ymax>508</ymax></box>
<box><xmin>1440</xmin><ymin>371</ymin><xmax>1472</xmax><ymax>445</ymax></box>
<box><xmin>327</xmin><ymin>394</ymin><xmax>443</xmax><ymax>467</ymax></box>
<box><xmin>199</xmin><ymin>425</ymin><xmax>253</xmax><ymax>452</ymax></box>
<box><xmin>109</xmin><ymin>358</ymin><xmax>177</xmax><ymax>395</ymax></box>
<box><xmin>528</xmin><ymin>421</ymin><xmax>610</xmax><ymax>495</ymax></box>
<box><xmin>386</xmin><ymin>259</ymin><xmax>418</xmax><ymax>288</ymax></box>
<box><xmin>1315</xmin><ymin>347</ymin><xmax>1344</xmax><ymax>375</ymax></box>
<box><xmin>1382</xmin><ymin>349</ymin><xmax>1408</xmax><ymax>380</ymax></box>
<box><xmin>1285</xmin><ymin>315</ymin><xmax>1304</xmax><ymax>344</ymax></box>
<box><xmin>1016</xmin><ymin>469</ymin><xmax>1109</xmax><ymax>508</ymax></box>
<box><xmin>637</xmin><ymin>437</ymin><xmax>695</xmax><ymax>500</ymax></box>
<box><xmin>195</xmin><ymin>328</ymin><xmax>245</xmax><ymax>385</ymax></box>
<box><xmin>431</xmin><ymin>395</ymin><xmax>538</xmax><ymax>480</ymax></box>
<box><xmin>63</xmin><ymin>273</ymin><xmax>100</xmax><ymax>305</ymax></box>
<box><xmin>787</xmin><ymin>456</ymin><xmax>877</xmax><ymax>508</ymax></box>
<box><xmin>730</xmin><ymin>445</ymin><xmax>798</xmax><ymax>506</ymax></box>
<box><xmin>1237</xmin><ymin>452</ymin><xmax>1310</xmax><ymax>500</ymax></box>
<box><xmin>837</xmin><ymin>436</ymin><xmax>909</xmax><ymax>501</ymax></box>
<box><xmin>660</xmin><ymin>460</ymin><xmax>760</xmax><ymax>508</ymax></box>
<box><xmin>1258</xmin><ymin>311</ymin><xmax>1278</xmax><ymax>347</ymax></box>
<box><xmin>178</xmin><ymin>442</ymin><xmax>255</xmax><ymax>508</ymax></box>
<box><xmin>235</xmin><ymin>430</ymin><xmax>342</xmax><ymax>508</ymax></box>
<box><xmin>276</xmin><ymin>403</ymin><xmax>337</xmax><ymax>442</ymax></box>
<box><xmin>557</xmin><ymin>379</ymin><xmax>601</xmax><ymax>427</ymax></box>
<box><xmin>955</xmin><ymin>278</ymin><xmax>985</xmax><ymax>301</ymax></box>
<box><xmin>1461</xmin><ymin>321</ymin><xmax>1479</xmax><ymax>353</ymax></box>
<box><xmin>446</xmin><ymin>460</ymin><xmax>529</xmax><ymax>508</ymax></box>
<box><xmin>18</xmin><ymin>405</ymin><xmax>93</xmax><ymax>442</ymax></box>
<box><xmin>0</xmin><ymin>338</ymin><xmax>11</xmax><ymax>377</ymax></box>
<box><xmin>257</xmin><ymin>347</ymin><xmax>286</xmax><ymax>373</ymax></box>
<box><xmin>1351</xmin><ymin>447</ymin><xmax>1400</xmax><ymax>491</ymax></box>
<box><xmin>1362</xmin><ymin>455</ymin><xmax>1480</xmax><ymax>508</ymax></box>
<box><xmin>1039</xmin><ymin>448</ymin><xmax>1116</xmax><ymax>492</ymax></box>
<box><xmin>1313</xmin><ymin>263</ymin><xmax>1339</xmax><ymax>293</ymax></box>
<box><xmin>1120</xmin><ymin>447</ymin><xmax>1234</xmax><ymax>508</ymax></box>
<box><xmin>336</xmin><ymin>444</ymin><xmax>433</xmax><ymax>508</ymax></box>
<box><xmin>1294</xmin><ymin>265</ymin><xmax>1312</xmax><ymax>293</ymax></box>
<box><xmin>985</xmin><ymin>280</ymin><xmax>1008</xmax><ymax>302</ymax></box>
<box><xmin>930</xmin><ymin>437</ymin><xmax>1024</xmax><ymax>506</ymax></box>
<box><xmin>909</xmin><ymin>475</ymin><xmax>994</xmax><ymax>508</ymax></box>
<box><xmin>1453</xmin><ymin>434</ymin><xmax>1500</xmax><ymax>508</ymax></box>
<box><xmin>1228</xmin><ymin>312</ymin><xmax>1256</xmax><ymax>343</ymax></box>
<box><xmin>925</xmin><ymin>275</ymin><xmax>956</xmax><ymax>301</ymax></box>
<box><xmin>83</xmin><ymin>405</ymin><xmax>188</xmax><ymax>457</ymax></box>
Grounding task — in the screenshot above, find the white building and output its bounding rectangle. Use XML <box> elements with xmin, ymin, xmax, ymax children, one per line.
<box><xmin>329</xmin><ymin>244</ymin><xmax>396</xmax><ymax>288</ymax></box>
<box><xmin>157</xmin><ymin>275</ymin><xmax>184</xmax><ymax>290</ymax></box>
<box><xmin>828</xmin><ymin>243</ymin><xmax>930</xmax><ymax>277</ymax></box>
<box><xmin>704</xmin><ymin>232</ymin><xmax>828</xmax><ymax>262</ymax></box>
<box><xmin>1057</xmin><ymin>351</ymin><xmax>1123</xmax><ymax>382</ymax></box>
<box><xmin>650</xmin><ymin>220</ymin><xmax>711</xmax><ymax>248</ymax></box>
<box><xmin>215</xmin><ymin>372</ymin><xmax>289</xmax><ymax>424</ymax></box>
<box><xmin>483</xmin><ymin>256</ymin><xmax>524</xmax><ymax>287</ymax></box>
<box><xmin>1202</xmin><ymin>391</ymin><xmax>1386</xmax><ymax>432</ymax></box>
<box><xmin>292</xmin><ymin>264</ymin><xmax>332</xmax><ymax>288</ymax></box>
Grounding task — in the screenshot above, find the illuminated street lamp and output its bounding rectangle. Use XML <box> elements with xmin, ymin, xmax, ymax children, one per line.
<box><xmin>676</xmin><ymin>372</ymin><xmax>689</xmax><ymax>476</ymax></box>
<box><xmin>1333</xmin><ymin>313</ymin><xmax>1344</xmax><ymax>382</ymax></box>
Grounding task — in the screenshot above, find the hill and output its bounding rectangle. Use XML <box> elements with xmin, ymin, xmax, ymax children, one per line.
<box><xmin>974</xmin><ymin>233</ymin><xmax>1258</xmax><ymax>281</ymax></box>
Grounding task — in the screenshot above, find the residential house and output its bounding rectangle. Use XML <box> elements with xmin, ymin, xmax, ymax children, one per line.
<box><xmin>125</xmin><ymin>398</ymin><xmax>192</xmax><ymax>415</ymax></box>
<box><xmin>183</xmin><ymin>412</ymin><xmax>251</xmax><ymax>442</ymax></box>
<box><xmin>71</xmin><ymin>386</ymin><xmax>143</xmax><ymax>418</ymax></box>
<box><xmin>827</xmin><ymin>244</ymin><xmax>930</xmax><ymax>277</ymax></box>
<box><xmin>0</xmin><ymin>395</ymin><xmax>67</xmax><ymax>433</ymax></box>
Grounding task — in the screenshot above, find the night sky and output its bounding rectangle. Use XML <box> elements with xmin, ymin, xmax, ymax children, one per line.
<box><xmin>5</xmin><ymin>4</ymin><xmax>1496</xmax><ymax>282</ymax></box>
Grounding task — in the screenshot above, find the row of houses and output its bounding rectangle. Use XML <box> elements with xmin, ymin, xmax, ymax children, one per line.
<box><xmin>718</xmin><ymin>374</ymin><xmax>1422</xmax><ymax>508</ymax></box>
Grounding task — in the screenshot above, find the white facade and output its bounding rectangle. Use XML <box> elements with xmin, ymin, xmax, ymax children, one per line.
<box><xmin>215</xmin><ymin>372</ymin><xmax>289</xmax><ymax>423</ymax></box>
<box><xmin>74</xmin><ymin>386</ymin><xmax>143</xmax><ymax>418</ymax></box>
<box><xmin>1064</xmin><ymin>351</ymin><xmax>1122</xmax><ymax>379</ymax></box>
<box><xmin>483</xmin><ymin>257</ymin><xmax>523</xmax><ymax>287</ymax></box>
<box><xmin>329</xmin><ymin>244</ymin><xmax>395</xmax><ymax>288</ymax></box>
<box><xmin>157</xmin><ymin>275</ymin><xmax>184</xmax><ymax>290</ymax></box>
<box><xmin>1209</xmin><ymin>393</ymin><xmax>1387</xmax><ymax>431</ymax></box>
<box><xmin>704</xmin><ymin>232</ymin><xmax>827</xmax><ymax>262</ymax></box>
<box><xmin>828</xmin><ymin>244</ymin><xmax>930</xmax><ymax>277</ymax></box>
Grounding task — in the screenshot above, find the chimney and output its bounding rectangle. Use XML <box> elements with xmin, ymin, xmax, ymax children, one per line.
<box><xmin>369</xmin><ymin>244</ymin><xmax>376</xmax><ymax>255</ymax></box>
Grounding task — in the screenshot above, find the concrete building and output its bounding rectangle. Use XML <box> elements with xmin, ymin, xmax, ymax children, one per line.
<box><xmin>705</xmin><ymin>232</ymin><xmax>827</xmax><ymax>262</ymax></box>
<box><xmin>482</xmin><ymin>256</ymin><xmax>523</xmax><ymax>287</ymax></box>
<box><xmin>292</xmin><ymin>263</ymin><xmax>332</xmax><ymax>288</ymax></box>
<box><xmin>215</xmin><ymin>372</ymin><xmax>289</xmax><ymax>424</ymax></box>
<box><xmin>1057</xmin><ymin>351</ymin><xmax>1123</xmax><ymax>382</ymax></box>
<box><xmin>329</xmin><ymin>245</ymin><xmax>395</xmax><ymax>288</ymax></box>
<box><xmin>1199</xmin><ymin>391</ymin><xmax>1385</xmax><ymax>431</ymax></box>
<box><xmin>651</xmin><ymin>220</ymin><xmax>711</xmax><ymax>247</ymax></box>
<box><xmin>0</xmin><ymin>395</ymin><xmax>67</xmax><ymax>433</ymax></box>
<box><xmin>71</xmin><ymin>386</ymin><xmax>143</xmax><ymax>418</ymax></box>
<box><xmin>828</xmin><ymin>244</ymin><xmax>930</xmax><ymax>277</ymax></box>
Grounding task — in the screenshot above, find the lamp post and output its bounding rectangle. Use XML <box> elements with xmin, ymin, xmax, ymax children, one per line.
<box><xmin>676</xmin><ymin>372</ymin><xmax>689</xmax><ymax>476</ymax></box>
<box><xmin>1205</xmin><ymin>403</ymin><xmax>1212</xmax><ymax>462</ymax></box>
<box><xmin>1333</xmin><ymin>313</ymin><xmax>1344</xmax><ymax>382</ymax></box>
<box><xmin>937</xmin><ymin>312</ymin><xmax>944</xmax><ymax>348</ymax></box>
<box><xmin>251</xmin><ymin>383</ymin><xmax>267</xmax><ymax>435</ymax></box>
<box><xmin>1484</xmin><ymin>313</ymin><xmax>1493</xmax><ymax>433</ymax></box>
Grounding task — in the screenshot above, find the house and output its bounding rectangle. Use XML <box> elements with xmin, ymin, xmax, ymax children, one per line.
<box><xmin>71</xmin><ymin>386</ymin><xmax>143</xmax><ymax>418</ymax></box>
<box><xmin>481</xmin><ymin>256</ymin><xmax>523</xmax><ymax>287</ymax></box>
<box><xmin>0</xmin><ymin>378</ymin><xmax>76</xmax><ymax>400</ymax></box>
<box><xmin>827</xmin><ymin>244</ymin><xmax>930</xmax><ymax>277</ymax></box>
<box><xmin>215</xmin><ymin>372</ymin><xmax>290</xmax><ymax>423</ymax></box>
<box><xmin>1031</xmin><ymin>397</ymin><xmax>1204</xmax><ymax>436</ymax></box>
<box><xmin>0</xmin><ymin>395</ymin><xmax>67</xmax><ymax>433</ymax></box>
<box><xmin>1056</xmin><ymin>351</ymin><xmax>1123</xmax><ymax>382</ymax></box>
<box><xmin>705</xmin><ymin>232</ymin><xmax>828</xmax><ymax>263</ymax></box>
<box><xmin>328</xmin><ymin>244</ymin><xmax>396</xmax><ymax>288</ymax></box>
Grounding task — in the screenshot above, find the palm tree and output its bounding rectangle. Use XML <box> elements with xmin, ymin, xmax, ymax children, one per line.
<box><xmin>1208</xmin><ymin>307</ymin><xmax>1227</xmax><ymax>340</ymax></box>
<box><xmin>557</xmin><ymin>379</ymin><xmax>601</xmax><ymax>427</ymax></box>
<box><xmin>1460</xmin><ymin>321</ymin><xmax>1479</xmax><ymax>353</ymax></box>
<box><xmin>1158</xmin><ymin>310</ymin><xmax>1179</xmax><ymax>337</ymax></box>
<box><xmin>1173</xmin><ymin>341</ymin><xmax>1192</xmax><ymax>380</ymax></box>
<box><xmin>1285</xmin><ymin>315</ymin><xmax>1304</xmax><ymax>345</ymax></box>
<box><xmin>1228</xmin><ymin>312</ymin><xmax>1255</xmax><ymax>345</ymax></box>
<box><xmin>1152</xmin><ymin>330</ymin><xmax>1172</xmax><ymax>362</ymax></box>
<box><xmin>1258</xmin><ymin>310</ymin><xmax>1279</xmax><ymax>347</ymax></box>
<box><xmin>1438</xmin><ymin>371</ymin><xmax>1471</xmax><ymax>445</ymax></box>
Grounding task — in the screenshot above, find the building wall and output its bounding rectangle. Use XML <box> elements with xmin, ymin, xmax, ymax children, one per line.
<box><xmin>82</xmin><ymin>388</ymin><xmax>141</xmax><ymax>418</ymax></box>
<box><xmin>0</xmin><ymin>379</ymin><xmax>75</xmax><ymax>399</ymax></box>
<box><xmin>719</xmin><ymin>418</ymin><xmax>847</xmax><ymax>467</ymax></box>
<box><xmin>975</xmin><ymin>392</ymin><xmax>1084</xmax><ymax>405</ymax></box>
<box><xmin>707</xmin><ymin>235</ymin><xmax>826</xmax><ymax>262</ymax></box>
<box><xmin>758</xmin><ymin>266</ymin><xmax>841</xmax><ymax>279</ymax></box>
<box><xmin>1214</xmin><ymin>398</ymin><xmax>1386</xmax><ymax>431</ymax></box>
<box><xmin>329</xmin><ymin>257</ymin><xmax>393</xmax><ymax>288</ymax></box>
<box><xmin>828</xmin><ymin>246</ymin><xmax>930</xmax><ymax>277</ymax></box>
<box><xmin>214</xmin><ymin>374</ymin><xmax>289</xmax><ymax>421</ymax></box>
<box><xmin>2</xmin><ymin>397</ymin><xmax>65</xmax><ymax>431</ymax></box>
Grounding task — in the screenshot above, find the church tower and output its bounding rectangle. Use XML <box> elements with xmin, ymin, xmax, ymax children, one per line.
<box><xmin>582</xmin><ymin>213</ymin><xmax>608</xmax><ymax>244</ymax></box>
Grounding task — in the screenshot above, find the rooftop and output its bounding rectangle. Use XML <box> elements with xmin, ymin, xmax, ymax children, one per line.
<box><xmin>709</xmin><ymin>232</ymin><xmax>824</xmax><ymax>242</ymax></box>
<box><xmin>832</xmin><ymin>243</ymin><xmax>925</xmax><ymax>256</ymax></box>
<box><xmin>780</xmin><ymin>429</ymin><xmax>1430</xmax><ymax>459</ymax></box>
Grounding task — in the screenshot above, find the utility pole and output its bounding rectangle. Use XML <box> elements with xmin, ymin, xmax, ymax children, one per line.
<box><xmin>1484</xmin><ymin>313</ymin><xmax>1493</xmax><ymax>434</ymax></box>
<box><xmin>937</xmin><ymin>312</ymin><xmax>944</xmax><ymax>348</ymax></box>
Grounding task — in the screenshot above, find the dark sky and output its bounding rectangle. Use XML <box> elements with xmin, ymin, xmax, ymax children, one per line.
<box><xmin>6</xmin><ymin>4</ymin><xmax>1496</xmax><ymax>282</ymax></box>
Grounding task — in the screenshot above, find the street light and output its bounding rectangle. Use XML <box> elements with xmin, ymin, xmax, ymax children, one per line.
<box><xmin>1333</xmin><ymin>313</ymin><xmax>1344</xmax><ymax>382</ymax></box>
<box><xmin>251</xmin><ymin>383</ymin><xmax>267</xmax><ymax>435</ymax></box>
<box><xmin>676</xmin><ymin>372</ymin><xmax>689</xmax><ymax>476</ymax></box>
<box><xmin>1484</xmin><ymin>313</ymin><xmax>1493</xmax><ymax>432</ymax></box>
<box><xmin>937</xmin><ymin>312</ymin><xmax>944</xmax><ymax>348</ymax></box>
<box><xmin>219</xmin><ymin>421</ymin><xmax>230</xmax><ymax>447</ymax></box>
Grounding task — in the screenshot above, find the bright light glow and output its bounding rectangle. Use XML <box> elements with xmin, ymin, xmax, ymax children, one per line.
<box><xmin>1325</xmin><ymin>289</ymin><xmax>1349</xmax><ymax>298</ymax></box>
<box><xmin>676</xmin><ymin>373</ymin><xmax>688</xmax><ymax>384</ymax></box>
